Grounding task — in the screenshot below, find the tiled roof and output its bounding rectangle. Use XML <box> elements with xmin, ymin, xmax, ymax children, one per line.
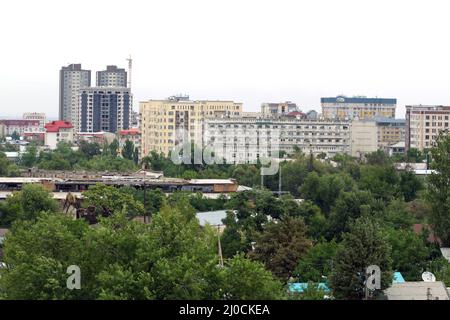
<box><xmin>44</xmin><ymin>121</ymin><xmax>73</xmax><ymax>132</ymax></box>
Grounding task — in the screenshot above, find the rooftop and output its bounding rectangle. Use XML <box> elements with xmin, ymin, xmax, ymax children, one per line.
<box><xmin>119</xmin><ymin>129</ymin><xmax>140</xmax><ymax>135</ymax></box>
<box><xmin>321</xmin><ymin>96</ymin><xmax>397</xmax><ymax>104</ymax></box>
<box><xmin>385</xmin><ymin>282</ymin><xmax>450</xmax><ymax>300</ymax></box>
<box><xmin>45</xmin><ymin>121</ymin><xmax>73</xmax><ymax>133</ymax></box>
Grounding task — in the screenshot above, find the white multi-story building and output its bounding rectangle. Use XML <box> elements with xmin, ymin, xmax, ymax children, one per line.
<box><xmin>0</xmin><ymin>120</ymin><xmax>41</xmax><ymax>137</ymax></box>
<box><xmin>204</xmin><ymin>116</ymin><xmax>351</xmax><ymax>163</ymax></box>
<box><xmin>59</xmin><ymin>64</ymin><xmax>91</xmax><ymax>131</ymax></box>
<box><xmin>23</xmin><ymin>112</ymin><xmax>47</xmax><ymax>131</ymax></box>
<box><xmin>79</xmin><ymin>87</ymin><xmax>132</xmax><ymax>134</ymax></box>
<box><xmin>406</xmin><ymin>105</ymin><xmax>450</xmax><ymax>151</ymax></box>
<box><xmin>44</xmin><ymin>121</ymin><xmax>74</xmax><ymax>150</ymax></box>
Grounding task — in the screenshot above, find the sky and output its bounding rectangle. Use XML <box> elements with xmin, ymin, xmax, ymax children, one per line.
<box><xmin>1</xmin><ymin>0</ymin><xmax>450</xmax><ymax>119</ymax></box>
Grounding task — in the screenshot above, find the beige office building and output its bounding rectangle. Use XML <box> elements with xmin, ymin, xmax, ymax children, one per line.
<box><xmin>350</xmin><ymin>120</ymin><xmax>378</xmax><ymax>157</ymax></box>
<box><xmin>140</xmin><ymin>95</ymin><xmax>242</xmax><ymax>157</ymax></box>
<box><xmin>406</xmin><ymin>105</ymin><xmax>450</xmax><ymax>151</ymax></box>
<box><xmin>322</xmin><ymin>96</ymin><xmax>397</xmax><ymax>120</ymax></box>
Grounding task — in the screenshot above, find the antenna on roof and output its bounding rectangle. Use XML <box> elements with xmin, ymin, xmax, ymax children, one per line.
<box><xmin>126</xmin><ymin>55</ymin><xmax>132</xmax><ymax>89</ymax></box>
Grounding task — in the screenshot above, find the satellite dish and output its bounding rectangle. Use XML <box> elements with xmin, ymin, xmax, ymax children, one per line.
<box><xmin>422</xmin><ymin>272</ymin><xmax>436</xmax><ymax>282</ymax></box>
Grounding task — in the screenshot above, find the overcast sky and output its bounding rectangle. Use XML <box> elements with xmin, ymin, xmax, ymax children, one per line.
<box><xmin>1</xmin><ymin>0</ymin><xmax>450</xmax><ymax>119</ymax></box>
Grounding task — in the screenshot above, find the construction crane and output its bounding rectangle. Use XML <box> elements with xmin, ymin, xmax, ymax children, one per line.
<box><xmin>126</xmin><ymin>55</ymin><xmax>132</xmax><ymax>89</ymax></box>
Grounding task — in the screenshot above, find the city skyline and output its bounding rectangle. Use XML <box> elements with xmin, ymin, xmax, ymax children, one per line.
<box><xmin>3</xmin><ymin>0</ymin><xmax>450</xmax><ymax>118</ymax></box>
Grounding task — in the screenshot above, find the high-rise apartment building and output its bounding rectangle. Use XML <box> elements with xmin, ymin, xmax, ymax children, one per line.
<box><xmin>96</xmin><ymin>65</ymin><xmax>127</xmax><ymax>87</ymax></box>
<box><xmin>59</xmin><ymin>64</ymin><xmax>91</xmax><ymax>130</ymax></box>
<box><xmin>139</xmin><ymin>95</ymin><xmax>242</xmax><ymax>157</ymax></box>
<box><xmin>79</xmin><ymin>87</ymin><xmax>132</xmax><ymax>134</ymax></box>
<box><xmin>321</xmin><ymin>95</ymin><xmax>397</xmax><ymax>120</ymax></box>
<box><xmin>405</xmin><ymin>105</ymin><xmax>450</xmax><ymax>151</ymax></box>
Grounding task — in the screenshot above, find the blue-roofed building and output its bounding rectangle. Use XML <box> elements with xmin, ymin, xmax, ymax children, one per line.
<box><xmin>321</xmin><ymin>95</ymin><xmax>397</xmax><ymax>120</ymax></box>
<box><xmin>393</xmin><ymin>272</ymin><xmax>406</xmax><ymax>283</ymax></box>
<box><xmin>288</xmin><ymin>282</ymin><xmax>331</xmax><ymax>294</ymax></box>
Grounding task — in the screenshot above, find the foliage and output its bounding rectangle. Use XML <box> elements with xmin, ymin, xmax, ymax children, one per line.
<box><xmin>121</xmin><ymin>140</ymin><xmax>134</xmax><ymax>160</ymax></box>
<box><xmin>82</xmin><ymin>184</ymin><xmax>144</xmax><ymax>218</ymax></box>
<box><xmin>294</xmin><ymin>241</ymin><xmax>339</xmax><ymax>282</ymax></box>
<box><xmin>0</xmin><ymin>200</ymin><xmax>286</xmax><ymax>300</ymax></box>
<box><xmin>0</xmin><ymin>184</ymin><xmax>58</xmax><ymax>226</ymax></box>
<box><xmin>384</xmin><ymin>228</ymin><xmax>430</xmax><ymax>281</ymax></box>
<box><xmin>249</xmin><ymin>215</ymin><xmax>312</xmax><ymax>281</ymax></box>
<box><xmin>330</xmin><ymin>216</ymin><xmax>392</xmax><ymax>300</ymax></box>
<box><xmin>221</xmin><ymin>254</ymin><xmax>285</xmax><ymax>300</ymax></box>
<box><xmin>426</xmin><ymin>133</ymin><xmax>450</xmax><ymax>245</ymax></box>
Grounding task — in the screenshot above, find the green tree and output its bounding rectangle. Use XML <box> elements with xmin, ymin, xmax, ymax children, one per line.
<box><xmin>330</xmin><ymin>216</ymin><xmax>392</xmax><ymax>300</ymax></box>
<box><xmin>133</xmin><ymin>147</ymin><xmax>139</xmax><ymax>165</ymax></box>
<box><xmin>328</xmin><ymin>190</ymin><xmax>380</xmax><ymax>237</ymax></box>
<box><xmin>20</xmin><ymin>144</ymin><xmax>38</xmax><ymax>168</ymax></box>
<box><xmin>10</xmin><ymin>131</ymin><xmax>20</xmax><ymax>141</ymax></box>
<box><xmin>0</xmin><ymin>184</ymin><xmax>58</xmax><ymax>226</ymax></box>
<box><xmin>385</xmin><ymin>228</ymin><xmax>430</xmax><ymax>280</ymax></box>
<box><xmin>249</xmin><ymin>215</ymin><xmax>312</xmax><ymax>281</ymax></box>
<box><xmin>426</xmin><ymin>133</ymin><xmax>450</xmax><ymax>245</ymax></box>
<box><xmin>221</xmin><ymin>254</ymin><xmax>285</xmax><ymax>299</ymax></box>
<box><xmin>358</xmin><ymin>165</ymin><xmax>399</xmax><ymax>201</ymax></box>
<box><xmin>299</xmin><ymin>172</ymin><xmax>354</xmax><ymax>213</ymax></box>
<box><xmin>294</xmin><ymin>241</ymin><xmax>339</xmax><ymax>282</ymax></box>
<box><xmin>399</xmin><ymin>171</ymin><xmax>423</xmax><ymax>202</ymax></box>
<box><xmin>83</xmin><ymin>184</ymin><xmax>144</xmax><ymax>218</ymax></box>
<box><xmin>109</xmin><ymin>139</ymin><xmax>120</xmax><ymax>158</ymax></box>
<box><xmin>231</xmin><ymin>165</ymin><xmax>260</xmax><ymax>187</ymax></box>
<box><xmin>0</xmin><ymin>213</ymin><xmax>88</xmax><ymax>299</ymax></box>
<box><xmin>78</xmin><ymin>141</ymin><xmax>101</xmax><ymax>160</ymax></box>
<box><xmin>121</xmin><ymin>140</ymin><xmax>134</xmax><ymax>160</ymax></box>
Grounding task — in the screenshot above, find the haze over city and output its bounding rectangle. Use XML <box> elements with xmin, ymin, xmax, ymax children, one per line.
<box><xmin>2</xmin><ymin>0</ymin><xmax>450</xmax><ymax>118</ymax></box>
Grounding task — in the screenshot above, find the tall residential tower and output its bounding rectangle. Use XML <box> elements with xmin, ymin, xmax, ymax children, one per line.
<box><xmin>96</xmin><ymin>65</ymin><xmax>127</xmax><ymax>87</ymax></box>
<box><xmin>59</xmin><ymin>64</ymin><xmax>91</xmax><ymax>130</ymax></box>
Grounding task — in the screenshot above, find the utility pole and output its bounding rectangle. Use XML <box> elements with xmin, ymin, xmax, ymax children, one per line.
<box><xmin>217</xmin><ymin>225</ymin><xmax>224</xmax><ymax>267</ymax></box>
<box><xmin>278</xmin><ymin>160</ymin><xmax>282</xmax><ymax>198</ymax></box>
<box><xmin>143</xmin><ymin>172</ymin><xmax>147</xmax><ymax>223</ymax></box>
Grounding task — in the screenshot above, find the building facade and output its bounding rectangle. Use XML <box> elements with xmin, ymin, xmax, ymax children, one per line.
<box><xmin>79</xmin><ymin>87</ymin><xmax>132</xmax><ymax>134</ymax></box>
<box><xmin>139</xmin><ymin>95</ymin><xmax>242</xmax><ymax>157</ymax></box>
<box><xmin>321</xmin><ymin>96</ymin><xmax>397</xmax><ymax>120</ymax></box>
<box><xmin>375</xmin><ymin>117</ymin><xmax>406</xmax><ymax>150</ymax></box>
<box><xmin>119</xmin><ymin>128</ymin><xmax>141</xmax><ymax>151</ymax></box>
<box><xmin>204</xmin><ymin>116</ymin><xmax>351</xmax><ymax>163</ymax></box>
<box><xmin>96</xmin><ymin>65</ymin><xmax>127</xmax><ymax>87</ymax></box>
<box><xmin>0</xmin><ymin>120</ymin><xmax>41</xmax><ymax>136</ymax></box>
<box><xmin>0</xmin><ymin>123</ymin><xmax>5</xmax><ymax>138</ymax></box>
<box><xmin>405</xmin><ymin>105</ymin><xmax>450</xmax><ymax>151</ymax></box>
<box><xmin>44</xmin><ymin>121</ymin><xmax>74</xmax><ymax>150</ymax></box>
<box><xmin>76</xmin><ymin>132</ymin><xmax>116</xmax><ymax>145</ymax></box>
<box><xmin>23</xmin><ymin>112</ymin><xmax>47</xmax><ymax>131</ymax></box>
<box><xmin>261</xmin><ymin>102</ymin><xmax>299</xmax><ymax>116</ymax></box>
<box><xmin>349</xmin><ymin>120</ymin><xmax>378</xmax><ymax>157</ymax></box>
<box><xmin>59</xmin><ymin>64</ymin><xmax>91</xmax><ymax>130</ymax></box>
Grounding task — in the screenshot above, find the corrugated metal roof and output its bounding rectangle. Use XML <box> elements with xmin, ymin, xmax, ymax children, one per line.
<box><xmin>188</xmin><ymin>179</ymin><xmax>236</xmax><ymax>185</ymax></box>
